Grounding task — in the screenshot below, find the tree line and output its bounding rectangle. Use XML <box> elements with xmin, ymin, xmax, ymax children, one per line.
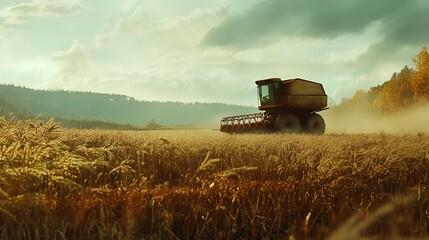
<box><xmin>336</xmin><ymin>46</ymin><xmax>429</xmax><ymax>114</ymax></box>
<box><xmin>0</xmin><ymin>84</ymin><xmax>256</xmax><ymax>127</ymax></box>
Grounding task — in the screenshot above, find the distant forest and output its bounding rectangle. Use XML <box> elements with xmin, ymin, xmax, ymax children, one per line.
<box><xmin>336</xmin><ymin>46</ymin><xmax>429</xmax><ymax>113</ymax></box>
<box><xmin>0</xmin><ymin>86</ymin><xmax>256</xmax><ymax>128</ymax></box>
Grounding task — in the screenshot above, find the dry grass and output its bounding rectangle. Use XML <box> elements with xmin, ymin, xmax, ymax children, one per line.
<box><xmin>0</xmin><ymin>116</ymin><xmax>428</xmax><ymax>239</ymax></box>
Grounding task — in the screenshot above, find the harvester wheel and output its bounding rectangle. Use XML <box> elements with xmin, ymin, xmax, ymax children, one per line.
<box><xmin>305</xmin><ymin>114</ymin><xmax>325</xmax><ymax>134</ymax></box>
<box><xmin>276</xmin><ymin>114</ymin><xmax>301</xmax><ymax>133</ymax></box>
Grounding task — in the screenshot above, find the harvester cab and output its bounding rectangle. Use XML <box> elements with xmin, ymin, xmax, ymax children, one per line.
<box><xmin>256</xmin><ymin>78</ymin><xmax>282</xmax><ymax>109</ymax></box>
<box><xmin>220</xmin><ymin>77</ymin><xmax>328</xmax><ymax>134</ymax></box>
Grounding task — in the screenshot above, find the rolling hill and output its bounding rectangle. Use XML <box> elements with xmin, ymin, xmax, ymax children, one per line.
<box><xmin>0</xmin><ymin>84</ymin><xmax>257</xmax><ymax>128</ymax></box>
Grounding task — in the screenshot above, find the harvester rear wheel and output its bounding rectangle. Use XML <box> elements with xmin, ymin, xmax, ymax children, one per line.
<box><xmin>276</xmin><ymin>114</ymin><xmax>301</xmax><ymax>133</ymax></box>
<box><xmin>305</xmin><ymin>114</ymin><xmax>325</xmax><ymax>134</ymax></box>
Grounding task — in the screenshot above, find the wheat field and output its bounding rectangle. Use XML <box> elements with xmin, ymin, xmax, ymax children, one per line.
<box><xmin>0</xmin><ymin>116</ymin><xmax>428</xmax><ymax>239</ymax></box>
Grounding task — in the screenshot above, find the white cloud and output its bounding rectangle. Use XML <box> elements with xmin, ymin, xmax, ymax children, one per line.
<box><xmin>50</xmin><ymin>41</ymin><xmax>91</xmax><ymax>87</ymax></box>
<box><xmin>82</xmin><ymin>3</ymin><xmax>251</xmax><ymax>103</ymax></box>
<box><xmin>0</xmin><ymin>0</ymin><xmax>81</xmax><ymax>25</ymax></box>
<box><xmin>95</xmin><ymin>3</ymin><xmax>226</xmax><ymax>48</ymax></box>
<box><xmin>87</xmin><ymin>2</ymin><xmax>402</xmax><ymax>105</ymax></box>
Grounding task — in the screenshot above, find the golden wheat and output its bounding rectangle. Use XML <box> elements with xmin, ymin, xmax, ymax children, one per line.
<box><xmin>0</xmin><ymin>118</ymin><xmax>428</xmax><ymax>239</ymax></box>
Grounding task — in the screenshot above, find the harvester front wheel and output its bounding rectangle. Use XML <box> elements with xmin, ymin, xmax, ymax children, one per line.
<box><xmin>305</xmin><ymin>114</ymin><xmax>325</xmax><ymax>134</ymax></box>
<box><xmin>276</xmin><ymin>114</ymin><xmax>301</xmax><ymax>133</ymax></box>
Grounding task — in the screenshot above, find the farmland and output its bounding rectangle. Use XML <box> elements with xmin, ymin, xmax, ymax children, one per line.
<box><xmin>0</xmin><ymin>117</ymin><xmax>429</xmax><ymax>239</ymax></box>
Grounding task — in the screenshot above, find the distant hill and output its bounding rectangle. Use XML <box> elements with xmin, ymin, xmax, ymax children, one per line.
<box><xmin>0</xmin><ymin>95</ymin><xmax>17</xmax><ymax>115</ymax></box>
<box><xmin>0</xmin><ymin>84</ymin><xmax>257</xmax><ymax>128</ymax></box>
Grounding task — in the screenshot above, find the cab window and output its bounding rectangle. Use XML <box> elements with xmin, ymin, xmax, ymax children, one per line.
<box><xmin>260</xmin><ymin>85</ymin><xmax>270</xmax><ymax>103</ymax></box>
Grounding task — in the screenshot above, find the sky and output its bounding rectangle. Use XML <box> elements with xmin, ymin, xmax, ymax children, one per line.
<box><xmin>0</xmin><ymin>0</ymin><xmax>428</xmax><ymax>106</ymax></box>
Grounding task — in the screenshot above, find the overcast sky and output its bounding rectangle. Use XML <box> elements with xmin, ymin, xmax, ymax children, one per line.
<box><xmin>0</xmin><ymin>0</ymin><xmax>428</xmax><ymax>106</ymax></box>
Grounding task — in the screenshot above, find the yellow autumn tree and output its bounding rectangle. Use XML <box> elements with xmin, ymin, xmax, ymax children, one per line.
<box><xmin>373</xmin><ymin>66</ymin><xmax>414</xmax><ymax>113</ymax></box>
<box><xmin>336</xmin><ymin>46</ymin><xmax>428</xmax><ymax>114</ymax></box>
<box><xmin>411</xmin><ymin>46</ymin><xmax>429</xmax><ymax>103</ymax></box>
<box><xmin>337</xmin><ymin>89</ymin><xmax>374</xmax><ymax>113</ymax></box>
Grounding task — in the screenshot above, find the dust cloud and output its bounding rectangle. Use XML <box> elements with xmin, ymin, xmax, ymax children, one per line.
<box><xmin>320</xmin><ymin>104</ymin><xmax>429</xmax><ymax>134</ymax></box>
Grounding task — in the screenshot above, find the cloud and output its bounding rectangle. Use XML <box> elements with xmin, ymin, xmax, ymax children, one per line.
<box><xmin>355</xmin><ymin>2</ymin><xmax>429</xmax><ymax>69</ymax></box>
<box><xmin>86</xmin><ymin>3</ymin><xmax>250</xmax><ymax>103</ymax></box>
<box><xmin>51</xmin><ymin>41</ymin><xmax>91</xmax><ymax>86</ymax></box>
<box><xmin>201</xmin><ymin>0</ymin><xmax>416</xmax><ymax>47</ymax></box>
<box><xmin>0</xmin><ymin>0</ymin><xmax>81</xmax><ymax>25</ymax></box>
<box><xmin>90</xmin><ymin>2</ymin><xmax>378</xmax><ymax>105</ymax></box>
<box><xmin>199</xmin><ymin>0</ymin><xmax>429</xmax><ymax>102</ymax></box>
<box><xmin>200</xmin><ymin>0</ymin><xmax>428</xmax><ymax>67</ymax></box>
<box><xmin>95</xmin><ymin>4</ymin><xmax>226</xmax><ymax>48</ymax></box>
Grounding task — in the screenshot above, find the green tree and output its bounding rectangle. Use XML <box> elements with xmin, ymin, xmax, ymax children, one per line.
<box><xmin>146</xmin><ymin>119</ymin><xmax>161</xmax><ymax>129</ymax></box>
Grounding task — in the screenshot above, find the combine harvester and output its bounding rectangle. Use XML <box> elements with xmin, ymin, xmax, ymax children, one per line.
<box><xmin>220</xmin><ymin>78</ymin><xmax>328</xmax><ymax>134</ymax></box>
